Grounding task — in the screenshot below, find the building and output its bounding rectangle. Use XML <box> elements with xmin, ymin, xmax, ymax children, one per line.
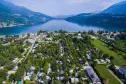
<box><xmin>24</xmin><ymin>76</ymin><xmax>31</xmax><ymax>81</ymax></box>
<box><xmin>84</xmin><ymin>66</ymin><xmax>101</xmax><ymax>84</ymax></box>
<box><xmin>87</xmin><ymin>53</ymin><xmax>92</xmax><ymax>61</ymax></box>
<box><xmin>2</xmin><ymin>42</ymin><xmax>10</xmax><ymax>46</ymax></box>
<box><xmin>28</xmin><ymin>33</ymin><xmax>36</xmax><ymax>39</ymax></box>
<box><xmin>118</xmin><ymin>67</ymin><xmax>126</xmax><ymax>78</ymax></box>
<box><xmin>12</xmin><ymin>58</ymin><xmax>18</xmax><ymax>63</ymax></box>
<box><xmin>71</xmin><ymin>78</ymin><xmax>79</xmax><ymax>83</ymax></box>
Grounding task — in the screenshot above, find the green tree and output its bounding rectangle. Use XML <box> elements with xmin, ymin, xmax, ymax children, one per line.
<box><xmin>109</xmin><ymin>56</ymin><xmax>115</xmax><ymax>61</ymax></box>
<box><xmin>109</xmin><ymin>63</ymin><xmax>115</xmax><ymax>70</ymax></box>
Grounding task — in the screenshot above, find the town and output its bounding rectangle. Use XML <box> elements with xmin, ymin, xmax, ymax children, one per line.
<box><xmin>0</xmin><ymin>30</ymin><xmax>125</xmax><ymax>84</ymax></box>
<box><xmin>0</xmin><ymin>21</ymin><xmax>24</xmax><ymax>28</ymax></box>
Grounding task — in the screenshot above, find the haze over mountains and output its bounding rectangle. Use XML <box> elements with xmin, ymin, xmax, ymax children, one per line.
<box><xmin>0</xmin><ymin>0</ymin><xmax>126</xmax><ymax>28</ymax></box>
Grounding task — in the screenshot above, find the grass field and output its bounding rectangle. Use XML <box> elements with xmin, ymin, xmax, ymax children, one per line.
<box><xmin>95</xmin><ymin>64</ymin><xmax>120</xmax><ymax>84</ymax></box>
<box><xmin>116</xmin><ymin>40</ymin><xmax>126</xmax><ymax>51</ymax></box>
<box><xmin>92</xmin><ymin>39</ymin><xmax>126</xmax><ymax>66</ymax></box>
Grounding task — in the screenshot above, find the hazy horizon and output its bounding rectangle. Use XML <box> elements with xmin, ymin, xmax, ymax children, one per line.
<box><xmin>6</xmin><ymin>0</ymin><xmax>125</xmax><ymax>16</ymax></box>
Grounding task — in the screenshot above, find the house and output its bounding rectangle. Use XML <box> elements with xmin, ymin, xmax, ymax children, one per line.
<box><xmin>30</xmin><ymin>66</ymin><xmax>35</xmax><ymax>71</ymax></box>
<box><xmin>84</xmin><ymin>66</ymin><xmax>101</xmax><ymax>84</ymax></box>
<box><xmin>38</xmin><ymin>73</ymin><xmax>44</xmax><ymax>77</ymax></box>
<box><xmin>2</xmin><ymin>42</ymin><xmax>10</xmax><ymax>46</ymax></box>
<box><xmin>2</xmin><ymin>81</ymin><xmax>6</xmax><ymax>84</ymax></box>
<box><xmin>118</xmin><ymin>67</ymin><xmax>126</xmax><ymax>78</ymax></box>
<box><xmin>71</xmin><ymin>78</ymin><xmax>79</xmax><ymax>83</ymax></box>
<box><xmin>105</xmin><ymin>58</ymin><xmax>111</xmax><ymax>63</ymax></box>
<box><xmin>47</xmin><ymin>64</ymin><xmax>52</xmax><ymax>74</ymax></box>
<box><xmin>40</xmin><ymin>33</ymin><xmax>47</xmax><ymax>38</ymax></box>
<box><xmin>99</xmin><ymin>59</ymin><xmax>106</xmax><ymax>64</ymax></box>
<box><xmin>57</xmin><ymin>77</ymin><xmax>64</xmax><ymax>81</ymax></box>
<box><xmin>46</xmin><ymin>37</ymin><xmax>52</xmax><ymax>41</ymax></box>
<box><xmin>69</xmin><ymin>69</ymin><xmax>73</xmax><ymax>74</ymax></box>
<box><xmin>15</xmin><ymin>38</ymin><xmax>21</xmax><ymax>41</ymax></box>
<box><xmin>46</xmin><ymin>76</ymin><xmax>51</xmax><ymax>80</ymax></box>
<box><xmin>25</xmin><ymin>39</ymin><xmax>34</xmax><ymax>44</ymax></box>
<box><xmin>0</xmin><ymin>66</ymin><xmax>4</xmax><ymax>70</ymax></box>
<box><xmin>12</xmin><ymin>58</ymin><xmax>18</xmax><ymax>63</ymax></box>
<box><xmin>7</xmin><ymin>71</ymin><xmax>16</xmax><ymax>79</ymax></box>
<box><xmin>87</xmin><ymin>54</ymin><xmax>92</xmax><ymax>61</ymax></box>
<box><xmin>28</xmin><ymin>34</ymin><xmax>36</xmax><ymax>39</ymax></box>
<box><xmin>13</xmin><ymin>66</ymin><xmax>18</xmax><ymax>71</ymax></box>
<box><xmin>54</xmin><ymin>33</ymin><xmax>59</xmax><ymax>36</ymax></box>
<box><xmin>24</xmin><ymin>76</ymin><xmax>31</xmax><ymax>81</ymax></box>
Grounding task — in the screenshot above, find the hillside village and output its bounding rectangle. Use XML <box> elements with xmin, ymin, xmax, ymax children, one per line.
<box><xmin>0</xmin><ymin>22</ymin><xmax>24</xmax><ymax>28</ymax></box>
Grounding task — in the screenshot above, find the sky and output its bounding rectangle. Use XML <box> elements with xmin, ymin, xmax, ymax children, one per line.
<box><xmin>6</xmin><ymin>0</ymin><xmax>124</xmax><ymax>16</ymax></box>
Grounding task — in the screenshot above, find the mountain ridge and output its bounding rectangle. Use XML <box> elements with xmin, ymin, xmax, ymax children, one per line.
<box><xmin>102</xmin><ymin>1</ymin><xmax>126</xmax><ymax>14</ymax></box>
<box><xmin>0</xmin><ymin>0</ymin><xmax>52</xmax><ymax>28</ymax></box>
<box><xmin>65</xmin><ymin>1</ymin><xmax>126</xmax><ymax>28</ymax></box>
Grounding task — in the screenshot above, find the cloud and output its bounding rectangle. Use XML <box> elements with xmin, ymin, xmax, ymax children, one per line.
<box><xmin>6</xmin><ymin>0</ymin><xmax>124</xmax><ymax>16</ymax></box>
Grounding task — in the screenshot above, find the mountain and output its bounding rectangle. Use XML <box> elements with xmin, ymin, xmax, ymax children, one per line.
<box><xmin>66</xmin><ymin>13</ymin><xmax>126</xmax><ymax>28</ymax></box>
<box><xmin>102</xmin><ymin>1</ymin><xmax>126</xmax><ymax>14</ymax></box>
<box><xmin>54</xmin><ymin>15</ymin><xmax>77</xmax><ymax>19</ymax></box>
<box><xmin>0</xmin><ymin>0</ymin><xmax>52</xmax><ymax>28</ymax></box>
<box><xmin>66</xmin><ymin>1</ymin><xmax>126</xmax><ymax>28</ymax></box>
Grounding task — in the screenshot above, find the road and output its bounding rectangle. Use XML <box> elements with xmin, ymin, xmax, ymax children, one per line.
<box><xmin>107</xmin><ymin>65</ymin><xmax>124</xmax><ymax>84</ymax></box>
<box><xmin>24</xmin><ymin>35</ymin><xmax>39</xmax><ymax>61</ymax></box>
<box><xmin>11</xmin><ymin>35</ymin><xmax>39</xmax><ymax>84</ymax></box>
<box><xmin>21</xmin><ymin>35</ymin><xmax>40</xmax><ymax>84</ymax></box>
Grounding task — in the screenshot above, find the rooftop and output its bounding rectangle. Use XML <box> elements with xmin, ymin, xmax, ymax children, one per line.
<box><xmin>119</xmin><ymin>67</ymin><xmax>126</xmax><ymax>74</ymax></box>
<box><xmin>85</xmin><ymin>66</ymin><xmax>101</xmax><ymax>84</ymax></box>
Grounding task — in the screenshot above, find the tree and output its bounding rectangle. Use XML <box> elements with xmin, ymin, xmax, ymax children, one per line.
<box><xmin>15</xmin><ymin>67</ymin><xmax>25</xmax><ymax>81</ymax></box>
<box><xmin>0</xmin><ymin>78</ymin><xmax>4</xmax><ymax>84</ymax></box>
<box><xmin>35</xmin><ymin>66</ymin><xmax>40</xmax><ymax>74</ymax></box>
<box><xmin>54</xmin><ymin>80</ymin><xmax>63</xmax><ymax>84</ymax></box>
<box><xmin>31</xmin><ymin>74</ymin><xmax>36</xmax><ymax>81</ymax></box>
<box><xmin>102</xmin><ymin>78</ymin><xmax>109</xmax><ymax>84</ymax></box>
<box><xmin>109</xmin><ymin>56</ymin><xmax>114</xmax><ymax>61</ymax></box>
<box><xmin>92</xmin><ymin>61</ymin><xmax>97</xmax><ymax>67</ymax></box>
<box><xmin>25</xmin><ymin>64</ymin><xmax>30</xmax><ymax>72</ymax></box>
<box><xmin>9</xmin><ymin>74</ymin><xmax>16</xmax><ymax>81</ymax></box>
<box><xmin>37</xmin><ymin>30</ymin><xmax>43</xmax><ymax>35</ymax></box>
<box><xmin>109</xmin><ymin>63</ymin><xmax>115</xmax><ymax>70</ymax></box>
<box><xmin>42</xmin><ymin>74</ymin><xmax>46</xmax><ymax>81</ymax></box>
<box><xmin>44</xmin><ymin>61</ymin><xmax>49</xmax><ymax>74</ymax></box>
<box><xmin>103</xmin><ymin>54</ymin><xmax>109</xmax><ymax>59</ymax></box>
<box><xmin>25</xmin><ymin>79</ymin><xmax>30</xmax><ymax>84</ymax></box>
<box><xmin>0</xmin><ymin>70</ymin><xmax>7</xmax><ymax>80</ymax></box>
<box><xmin>5</xmin><ymin>62</ymin><xmax>15</xmax><ymax>70</ymax></box>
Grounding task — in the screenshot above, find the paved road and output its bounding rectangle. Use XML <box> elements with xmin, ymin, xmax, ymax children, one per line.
<box><xmin>21</xmin><ymin>35</ymin><xmax>40</xmax><ymax>84</ymax></box>
<box><xmin>107</xmin><ymin>65</ymin><xmax>124</xmax><ymax>84</ymax></box>
<box><xmin>24</xmin><ymin>36</ymin><xmax>39</xmax><ymax>61</ymax></box>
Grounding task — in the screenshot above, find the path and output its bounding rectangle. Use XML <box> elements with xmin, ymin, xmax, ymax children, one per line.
<box><xmin>107</xmin><ymin>65</ymin><xmax>124</xmax><ymax>84</ymax></box>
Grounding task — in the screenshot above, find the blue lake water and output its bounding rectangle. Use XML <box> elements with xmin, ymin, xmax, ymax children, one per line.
<box><xmin>0</xmin><ymin>20</ymin><xmax>125</xmax><ymax>35</ymax></box>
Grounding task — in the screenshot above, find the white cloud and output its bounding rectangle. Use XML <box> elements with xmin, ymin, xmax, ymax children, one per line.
<box><xmin>6</xmin><ymin>0</ymin><xmax>124</xmax><ymax>16</ymax></box>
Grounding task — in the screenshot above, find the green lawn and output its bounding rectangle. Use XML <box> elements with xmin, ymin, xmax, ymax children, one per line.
<box><xmin>95</xmin><ymin>64</ymin><xmax>120</xmax><ymax>84</ymax></box>
<box><xmin>116</xmin><ymin>40</ymin><xmax>126</xmax><ymax>51</ymax></box>
<box><xmin>92</xmin><ymin>39</ymin><xmax>126</xmax><ymax>66</ymax></box>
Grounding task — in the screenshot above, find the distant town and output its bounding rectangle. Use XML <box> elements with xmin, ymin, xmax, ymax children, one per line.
<box><xmin>0</xmin><ymin>22</ymin><xmax>25</xmax><ymax>28</ymax></box>
<box><xmin>0</xmin><ymin>30</ymin><xmax>125</xmax><ymax>84</ymax></box>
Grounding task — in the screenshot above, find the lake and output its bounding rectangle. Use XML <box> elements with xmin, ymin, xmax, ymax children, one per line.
<box><xmin>0</xmin><ymin>20</ymin><xmax>125</xmax><ymax>35</ymax></box>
